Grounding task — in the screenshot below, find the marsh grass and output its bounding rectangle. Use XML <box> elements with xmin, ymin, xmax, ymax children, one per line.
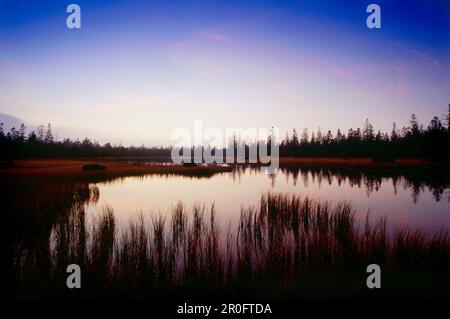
<box><xmin>12</xmin><ymin>193</ymin><xmax>450</xmax><ymax>298</ymax></box>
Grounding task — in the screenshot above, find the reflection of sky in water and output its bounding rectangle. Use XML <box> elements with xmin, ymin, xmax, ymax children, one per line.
<box><xmin>86</xmin><ymin>168</ymin><xmax>450</xmax><ymax>232</ymax></box>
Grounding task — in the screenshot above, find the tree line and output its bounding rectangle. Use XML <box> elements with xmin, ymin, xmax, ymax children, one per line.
<box><xmin>1</xmin><ymin>107</ymin><xmax>449</xmax><ymax>161</ymax></box>
<box><xmin>279</xmin><ymin>110</ymin><xmax>449</xmax><ymax>161</ymax></box>
<box><xmin>0</xmin><ymin>123</ymin><xmax>170</xmax><ymax>159</ymax></box>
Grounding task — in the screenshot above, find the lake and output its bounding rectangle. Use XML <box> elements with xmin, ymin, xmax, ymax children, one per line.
<box><xmin>85</xmin><ymin>166</ymin><xmax>450</xmax><ymax>232</ymax></box>
<box><xmin>4</xmin><ymin>164</ymin><xmax>450</xmax><ymax>298</ymax></box>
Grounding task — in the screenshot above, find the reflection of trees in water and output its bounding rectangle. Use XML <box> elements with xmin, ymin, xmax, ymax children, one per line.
<box><xmin>230</xmin><ymin>165</ymin><xmax>450</xmax><ymax>203</ymax></box>
<box><xmin>1</xmin><ymin>179</ymin><xmax>99</xmax><ymax>296</ymax></box>
<box><xmin>6</xmin><ymin>191</ymin><xmax>450</xmax><ymax>298</ymax></box>
<box><xmin>2</xmin><ymin>166</ymin><xmax>449</xmax><ymax>296</ymax></box>
<box><xmin>50</xmin><ymin>184</ymin><xmax>100</xmax><ymax>276</ymax></box>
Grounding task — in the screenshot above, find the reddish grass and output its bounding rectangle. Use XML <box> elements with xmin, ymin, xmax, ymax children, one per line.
<box><xmin>0</xmin><ymin>158</ymin><xmax>232</xmax><ymax>178</ymax></box>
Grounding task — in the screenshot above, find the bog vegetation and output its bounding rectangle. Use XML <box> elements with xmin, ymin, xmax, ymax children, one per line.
<box><xmin>11</xmin><ymin>192</ymin><xmax>450</xmax><ymax>298</ymax></box>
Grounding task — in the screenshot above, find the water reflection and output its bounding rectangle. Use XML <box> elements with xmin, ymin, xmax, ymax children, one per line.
<box><xmin>1</xmin><ymin>179</ymin><xmax>99</xmax><ymax>296</ymax></box>
<box><xmin>230</xmin><ymin>166</ymin><xmax>450</xmax><ymax>203</ymax></box>
<box><xmin>3</xmin><ymin>170</ymin><xmax>449</xmax><ymax>298</ymax></box>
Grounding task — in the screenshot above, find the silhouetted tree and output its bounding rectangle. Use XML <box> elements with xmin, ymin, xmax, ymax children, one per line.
<box><xmin>336</xmin><ymin>129</ymin><xmax>344</xmax><ymax>143</ymax></box>
<box><xmin>391</xmin><ymin>122</ymin><xmax>399</xmax><ymax>141</ymax></box>
<box><xmin>409</xmin><ymin>114</ymin><xmax>420</xmax><ymax>136</ymax></box>
<box><xmin>316</xmin><ymin>128</ymin><xmax>323</xmax><ymax>145</ymax></box>
<box><xmin>2</xmin><ymin>108</ymin><xmax>449</xmax><ymax>161</ymax></box>
<box><xmin>283</xmin><ymin>131</ymin><xmax>290</xmax><ymax>147</ymax></box>
<box><xmin>310</xmin><ymin>132</ymin><xmax>316</xmax><ymax>145</ymax></box>
<box><xmin>300</xmin><ymin>128</ymin><xmax>309</xmax><ymax>145</ymax></box>
<box><xmin>277</xmin><ymin>107</ymin><xmax>449</xmax><ymax>162</ymax></box>
<box><xmin>18</xmin><ymin>123</ymin><xmax>26</xmax><ymax>142</ymax></box>
<box><xmin>324</xmin><ymin>130</ymin><xmax>333</xmax><ymax>145</ymax></box>
<box><xmin>291</xmin><ymin>129</ymin><xmax>299</xmax><ymax>146</ymax></box>
<box><xmin>363</xmin><ymin>119</ymin><xmax>374</xmax><ymax>141</ymax></box>
<box><xmin>45</xmin><ymin>123</ymin><xmax>54</xmax><ymax>144</ymax></box>
<box><xmin>37</xmin><ymin>125</ymin><xmax>45</xmax><ymax>142</ymax></box>
<box><xmin>446</xmin><ymin>104</ymin><xmax>450</xmax><ymax>131</ymax></box>
<box><xmin>28</xmin><ymin>131</ymin><xmax>37</xmax><ymax>144</ymax></box>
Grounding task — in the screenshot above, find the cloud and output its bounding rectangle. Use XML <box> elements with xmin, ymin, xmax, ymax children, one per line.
<box><xmin>406</xmin><ymin>48</ymin><xmax>440</xmax><ymax>66</ymax></box>
<box><xmin>394</xmin><ymin>43</ymin><xmax>441</xmax><ymax>66</ymax></box>
<box><xmin>196</xmin><ymin>31</ymin><xmax>231</xmax><ymax>43</ymax></box>
<box><xmin>282</xmin><ymin>50</ymin><xmax>359</xmax><ymax>79</ymax></box>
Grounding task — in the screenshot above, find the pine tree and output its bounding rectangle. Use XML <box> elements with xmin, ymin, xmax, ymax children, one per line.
<box><xmin>316</xmin><ymin>128</ymin><xmax>323</xmax><ymax>145</ymax></box>
<box><xmin>347</xmin><ymin>128</ymin><xmax>354</xmax><ymax>140</ymax></box>
<box><xmin>324</xmin><ymin>130</ymin><xmax>333</xmax><ymax>145</ymax></box>
<box><xmin>428</xmin><ymin>116</ymin><xmax>444</xmax><ymax>132</ymax></box>
<box><xmin>28</xmin><ymin>131</ymin><xmax>37</xmax><ymax>143</ymax></box>
<box><xmin>8</xmin><ymin>127</ymin><xmax>19</xmax><ymax>141</ymax></box>
<box><xmin>355</xmin><ymin>128</ymin><xmax>362</xmax><ymax>141</ymax></box>
<box><xmin>336</xmin><ymin>129</ymin><xmax>344</xmax><ymax>143</ymax></box>
<box><xmin>283</xmin><ymin>131</ymin><xmax>290</xmax><ymax>146</ymax></box>
<box><xmin>446</xmin><ymin>104</ymin><xmax>450</xmax><ymax>131</ymax></box>
<box><xmin>391</xmin><ymin>122</ymin><xmax>399</xmax><ymax>141</ymax></box>
<box><xmin>18</xmin><ymin>123</ymin><xmax>26</xmax><ymax>142</ymax></box>
<box><xmin>375</xmin><ymin>130</ymin><xmax>382</xmax><ymax>141</ymax></box>
<box><xmin>45</xmin><ymin>123</ymin><xmax>54</xmax><ymax>144</ymax></box>
<box><xmin>37</xmin><ymin>125</ymin><xmax>45</xmax><ymax>142</ymax></box>
<box><xmin>363</xmin><ymin>119</ymin><xmax>374</xmax><ymax>141</ymax></box>
<box><xmin>310</xmin><ymin>132</ymin><xmax>316</xmax><ymax>145</ymax></box>
<box><xmin>291</xmin><ymin>129</ymin><xmax>299</xmax><ymax>146</ymax></box>
<box><xmin>300</xmin><ymin>128</ymin><xmax>309</xmax><ymax>145</ymax></box>
<box><xmin>409</xmin><ymin>114</ymin><xmax>420</xmax><ymax>135</ymax></box>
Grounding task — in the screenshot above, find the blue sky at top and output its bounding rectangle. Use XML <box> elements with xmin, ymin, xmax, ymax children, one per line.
<box><xmin>0</xmin><ymin>0</ymin><xmax>449</xmax><ymax>144</ymax></box>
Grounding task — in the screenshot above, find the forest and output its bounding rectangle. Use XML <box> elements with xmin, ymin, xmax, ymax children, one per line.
<box><xmin>1</xmin><ymin>109</ymin><xmax>449</xmax><ymax>161</ymax></box>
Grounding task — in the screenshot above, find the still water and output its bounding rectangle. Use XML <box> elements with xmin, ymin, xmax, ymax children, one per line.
<box><xmin>86</xmin><ymin>166</ymin><xmax>450</xmax><ymax>232</ymax></box>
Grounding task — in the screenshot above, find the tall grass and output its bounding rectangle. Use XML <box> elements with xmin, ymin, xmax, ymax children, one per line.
<box><xmin>13</xmin><ymin>193</ymin><xmax>450</xmax><ymax>298</ymax></box>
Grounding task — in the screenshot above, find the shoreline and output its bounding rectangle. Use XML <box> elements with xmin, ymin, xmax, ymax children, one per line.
<box><xmin>0</xmin><ymin>157</ymin><xmax>448</xmax><ymax>177</ymax></box>
<box><xmin>278</xmin><ymin>157</ymin><xmax>450</xmax><ymax>168</ymax></box>
<box><xmin>0</xmin><ymin>158</ymin><xmax>232</xmax><ymax>178</ymax></box>
<box><xmin>0</xmin><ymin>156</ymin><xmax>450</xmax><ymax>174</ymax></box>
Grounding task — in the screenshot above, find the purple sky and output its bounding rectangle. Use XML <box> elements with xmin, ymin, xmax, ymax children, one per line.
<box><xmin>1</xmin><ymin>0</ymin><xmax>449</xmax><ymax>145</ymax></box>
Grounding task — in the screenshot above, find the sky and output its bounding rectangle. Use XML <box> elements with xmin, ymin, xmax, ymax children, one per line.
<box><xmin>0</xmin><ymin>0</ymin><xmax>449</xmax><ymax>145</ymax></box>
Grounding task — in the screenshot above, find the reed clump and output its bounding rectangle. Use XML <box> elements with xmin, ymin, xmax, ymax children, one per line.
<box><xmin>13</xmin><ymin>193</ymin><xmax>450</xmax><ymax>298</ymax></box>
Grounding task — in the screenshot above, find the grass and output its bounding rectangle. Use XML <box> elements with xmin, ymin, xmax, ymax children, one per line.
<box><xmin>11</xmin><ymin>193</ymin><xmax>450</xmax><ymax>298</ymax></box>
<box><xmin>0</xmin><ymin>158</ymin><xmax>232</xmax><ymax>181</ymax></box>
<box><xmin>2</xmin><ymin>157</ymin><xmax>447</xmax><ymax>177</ymax></box>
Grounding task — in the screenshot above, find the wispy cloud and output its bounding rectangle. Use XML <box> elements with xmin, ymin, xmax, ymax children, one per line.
<box><xmin>395</xmin><ymin>43</ymin><xmax>441</xmax><ymax>66</ymax></box>
<box><xmin>406</xmin><ymin>48</ymin><xmax>440</xmax><ymax>66</ymax></box>
<box><xmin>280</xmin><ymin>50</ymin><xmax>359</xmax><ymax>79</ymax></box>
<box><xmin>196</xmin><ymin>31</ymin><xmax>231</xmax><ymax>43</ymax></box>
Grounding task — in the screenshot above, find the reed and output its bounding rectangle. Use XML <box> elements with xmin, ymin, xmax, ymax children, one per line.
<box><xmin>11</xmin><ymin>193</ymin><xmax>450</xmax><ymax>298</ymax></box>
